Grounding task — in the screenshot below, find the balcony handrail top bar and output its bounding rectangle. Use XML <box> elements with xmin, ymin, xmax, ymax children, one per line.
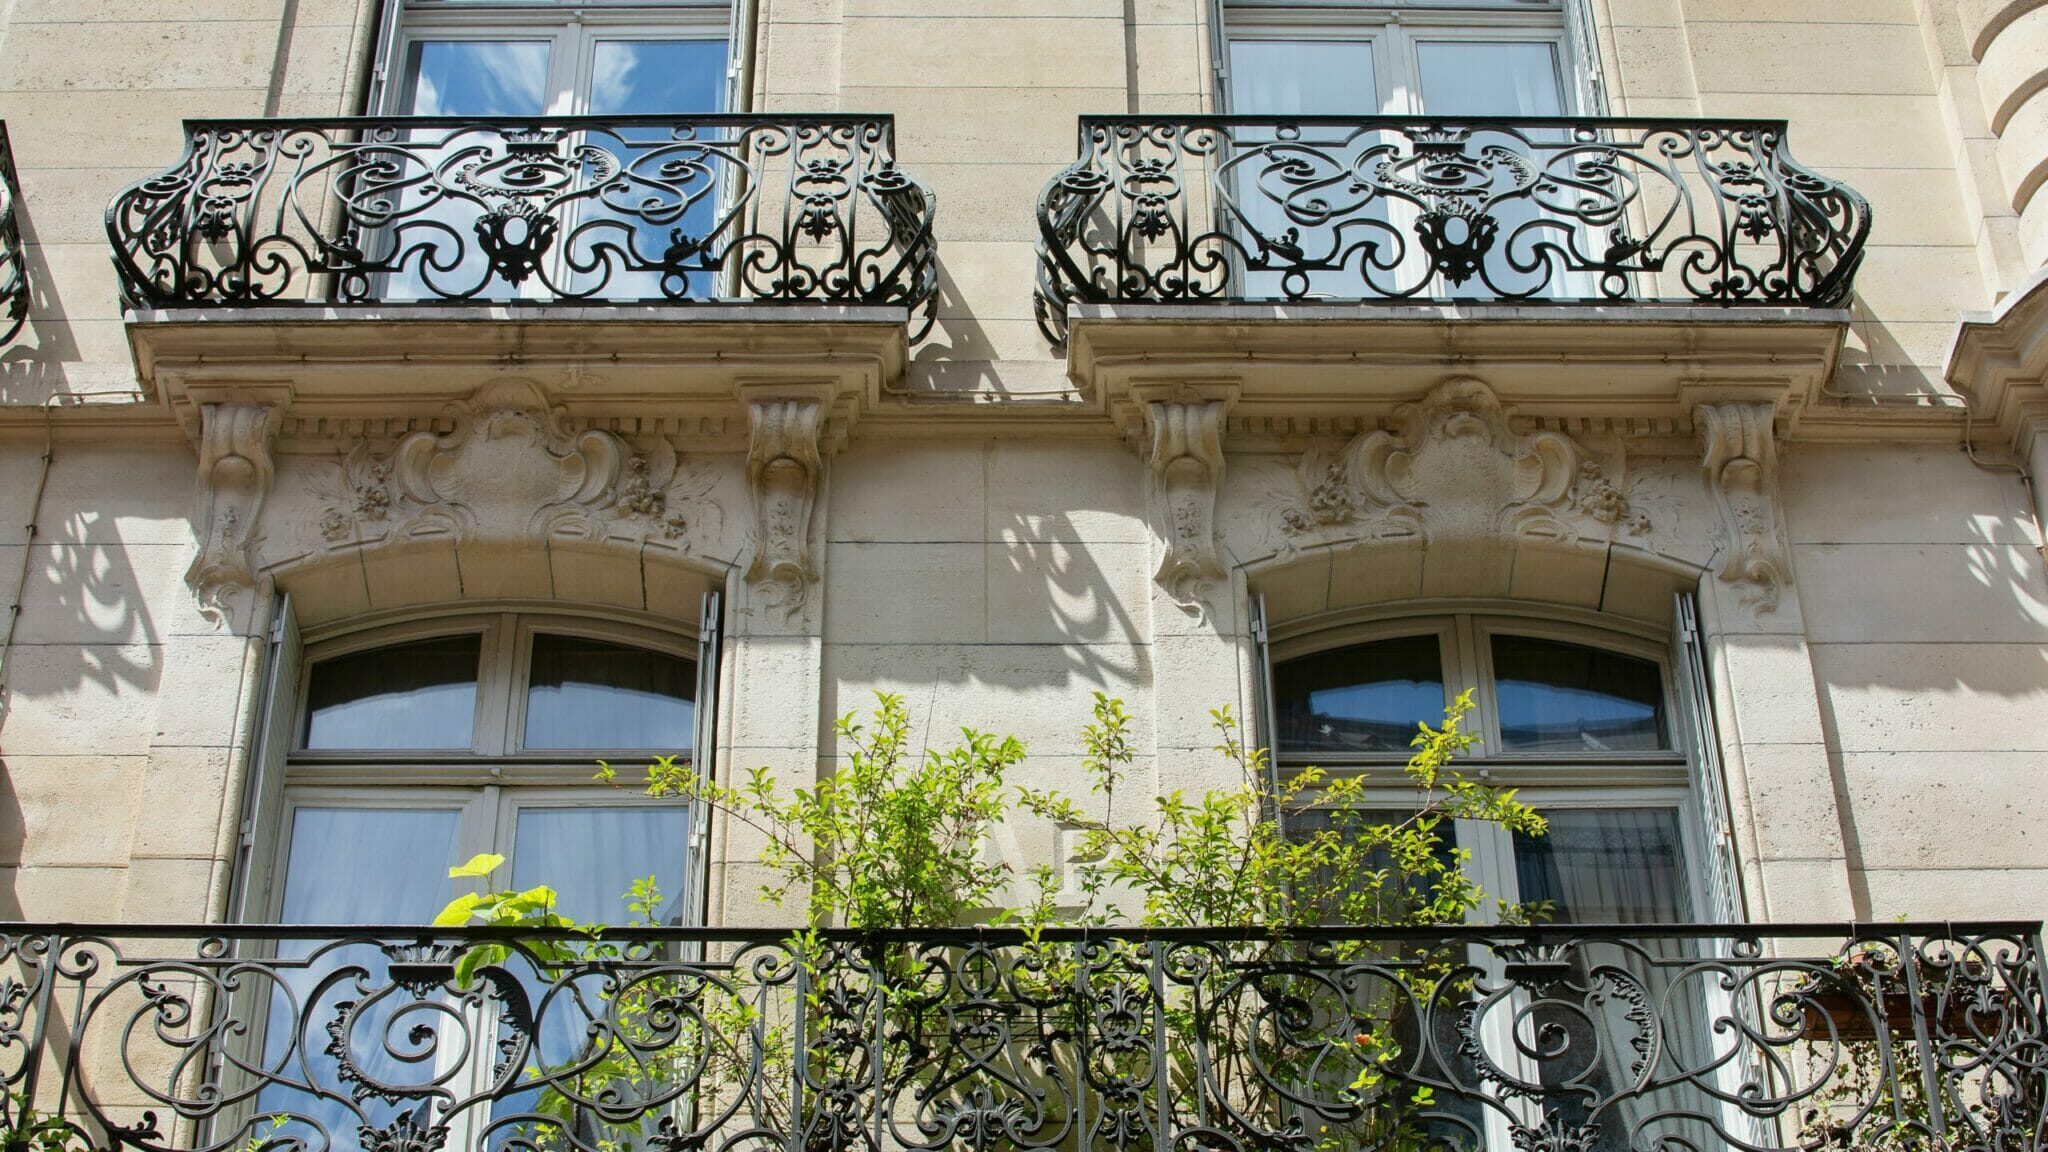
<box><xmin>1073</xmin><ymin>112</ymin><xmax>1797</xmax><ymax>130</ymax></box>
<box><xmin>168</xmin><ymin>111</ymin><xmax>905</xmax><ymax>132</ymax></box>
<box><xmin>2</xmin><ymin>919</ymin><xmax>2036</xmax><ymax>945</ymax></box>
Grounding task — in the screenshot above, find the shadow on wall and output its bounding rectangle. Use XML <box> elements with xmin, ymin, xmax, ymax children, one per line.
<box><xmin>817</xmin><ymin>497</ymin><xmax>1159</xmax><ymax>750</ymax></box>
<box><xmin>0</xmin><ymin>201</ymin><xmax>91</xmax><ymax>404</ymax></box>
<box><xmin>9</xmin><ymin>506</ymin><xmax>167</xmax><ymax>701</ymax></box>
<box><xmin>905</xmin><ymin>257</ymin><xmax>1070</xmax><ymax>399</ymax></box>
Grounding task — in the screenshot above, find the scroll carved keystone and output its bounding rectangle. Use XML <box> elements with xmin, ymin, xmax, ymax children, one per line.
<box><xmin>1695</xmin><ymin>399</ymin><xmax>1789</xmax><ymax>614</ymax></box>
<box><xmin>187</xmin><ymin>401</ymin><xmax>281</xmax><ymax>623</ymax></box>
<box><xmin>746</xmin><ymin>398</ymin><xmax>826</xmax><ymax>616</ymax></box>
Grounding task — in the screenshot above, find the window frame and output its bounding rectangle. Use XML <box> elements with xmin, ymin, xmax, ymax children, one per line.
<box><xmin>380</xmin><ymin>1</ymin><xmax>735</xmax><ymax>119</ymax></box>
<box><xmin>291</xmin><ymin>609</ymin><xmax>700</xmax><ymax>770</ymax></box>
<box><xmin>259</xmin><ymin>606</ymin><xmax>707</xmax><ymax>925</ymax></box>
<box><xmin>1219</xmin><ymin>2</ymin><xmax>1588</xmax><ymax>118</ymax></box>
<box><xmin>1269</xmin><ymin>605</ymin><xmax>1683</xmax><ymax>775</ymax></box>
<box><xmin>1266</xmin><ymin>600</ymin><xmax>1705</xmax><ymax>923</ymax></box>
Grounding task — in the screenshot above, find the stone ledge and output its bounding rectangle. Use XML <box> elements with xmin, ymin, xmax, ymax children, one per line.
<box><xmin>1063</xmin><ymin>302</ymin><xmax>1853</xmax><ymax>434</ymax></box>
<box><xmin>124</xmin><ymin>304</ymin><xmax>915</xmax><ymax>440</ymax></box>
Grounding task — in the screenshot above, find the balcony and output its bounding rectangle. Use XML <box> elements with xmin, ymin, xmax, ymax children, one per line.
<box><xmin>1034</xmin><ymin>117</ymin><xmax>1870</xmax><ymax>424</ymax></box>
<box><xmin>1</xmin><ymin>922</ymin><xmax>2040</xmax><ymax>1152</ymax></box>
<box><xmin>109</xmin><ymin>115</ymin><xmax>938</xmax><ymax>426</ymax></box>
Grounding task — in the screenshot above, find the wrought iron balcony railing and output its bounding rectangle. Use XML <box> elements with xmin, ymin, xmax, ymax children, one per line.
<box><xmin>1034</xmin><ymin>116</ymin><xmax>1872</xmax><ymax>346</ymax></box>
<box><xmin>106</xmin><ymin>116</ymin><xmax>936</xmax><ymax>327</ymax></box>
<box><xmin>0</xmin><ymin>922</ymin><xmax>2039</xmax><ymax>1152</ymax></box>
<box><xmin>0</xmin><ymin>123</ymin><xmax>30</xmax><ymax>346</ymax></box>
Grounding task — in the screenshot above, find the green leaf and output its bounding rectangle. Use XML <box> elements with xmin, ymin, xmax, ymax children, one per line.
<box><xmin>448</xmin><ymin>852</ymin><xmax>506</xmax><ymax>880</ymax></box>
<box><xmin>433</xmin><ymin>891</ymin><xmax>484</xmax><ymax>926</ymax></box>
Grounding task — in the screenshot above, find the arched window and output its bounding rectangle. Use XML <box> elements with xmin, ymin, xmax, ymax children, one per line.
<box><xmin>1268</xmin><ymin>611</ymin><xmax>1712</xmax><ymax>926</ymax></box>
<box><xmin>252</xmin><ymin>609</ymin><xmax>711</xmax><ymax>929</ymax></box>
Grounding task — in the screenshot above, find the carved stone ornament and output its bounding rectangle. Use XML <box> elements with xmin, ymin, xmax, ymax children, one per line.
<box><xmin>310</xmin><ymin>379</ymin><xmax>715</xmax><ymax>552</ymax></box>
<box><xmin>745</xmin><ymin>397</ymin><xmax>825</xmax><ymax>615</ymax></box>
<box><xmin>187</xmin><ymin>401</ymin><xmax>281</xmax><ymax>622</ymax></box>
<box><xmin>1146</xmin><ymin>397</ymin><xmax>1229</xmax><ymax>605</ymax></box>
<box><xmin>1696</xmin><ymin>400</ymin><xmax>1788</xmax><ymax>613</ymax></box>
<box><xmin>1259</xmin><ymin>378</ymin><xmax>1649</xmax><ymax>552</ymax></box>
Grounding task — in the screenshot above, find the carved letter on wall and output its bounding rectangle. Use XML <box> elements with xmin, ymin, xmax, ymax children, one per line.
<box><xmin>187</xmin><ymin>401</ymin><xmax>280</xmax><ymax>622</ymax></box>
<box><xmin>746</xmin><ymin>398</ymin><xmax>825</xmax><ymax>615</ymax></box>
<box><xmin>1147</xmin><ymin>398</ymin><xmax>1228</xmax><ymax>605</ymax></box>
<box><xmin>1697</xmin><ymin>400</ymin><xmax>1788</xmax><ymax>613</ymax></box>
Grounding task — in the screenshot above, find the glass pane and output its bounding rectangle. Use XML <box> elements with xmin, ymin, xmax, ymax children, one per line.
<box><xmin>524</xmin><ymin>634</ymin><xmax>695</xmax><ymax>750</ymax></box>
<box><xmin>1227</xmin><ymin>40</ymin><xmax>1385</xmax><ymax>300</ymax></box>
<box><xmin>510</xmin><ymin>806</ymin><xmax>691</xmax><ymax>924</ymax></box>
<box><xmin>1512</xmin><ymin>808</ymin><xmax>1692</xmax><ymax>923</ymax></box>
<box><xmin>576</xmin><ymin>39</ymin><xmax>732</xmax><ymax>299</ymax></box>
<box><xmin>1274</xmin><ymin>635</ymin><xmax>1444</xmax><ymax>754</ymax></box>
<box><xmin>1415</xmin><ymin>42</ymin><xmax>1564</xmax><ymax>116</ymax></box>
<box><xmin>1490</xmin><ymin>634</ymin><xmax>1666</xmax><ymax>752</ymax></box>
<box><xmin>1228</xmin><ymin>39</ymin><xmax>1378</xmax><ymax>115</ymax></box>
<box><xmin>279</xmin><ymin>806</ymin><xmax>463</xmax><ymax>923</ymax></box>
<box><xmin>304</xmin><ymin>635</ymin><xmax>481</xmax><ymax>750</ymax></box>
<box><xmin>260</xmin><ymin>807</ymin><xmax>465</xmax><ymax>1150</ymax></box>
<box><xmin>401</xmin><ymin>39</ymin><xmax>551</xmax><ymax>116</ymax></box>
<box><xmin>588</xmin><ymin>39</ymin><xmax>728</xmax><ymax>115</ymax></box>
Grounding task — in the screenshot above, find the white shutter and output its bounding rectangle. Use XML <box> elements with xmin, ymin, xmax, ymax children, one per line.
<box><xmin>1672</xmin><ymin>591</ymin><xmax>1745</xmax><ymax>924</ymax></box>
<box><xmin>227</xmin><ymin>592</ymin><xmax>302</xmax><ymax>925</ymax></box>
<box><xmin>1249</xmin><ymin>592</ymin><xmax>1284</xmax><ymax>829</ymax></box>
<box><xmin>361</xmin><ymin>0</ymin><xmax>406</xmax><ymax>114</ymax></box>
<box><xmin>686</xmin><ymin>590</ymin><xmax>723</xmax><ymax>928</ymax></box>
<box><xmin>1562</xmin><ymin>0</ymin><xmax>1608</xmax><ymax>115</ymax></box>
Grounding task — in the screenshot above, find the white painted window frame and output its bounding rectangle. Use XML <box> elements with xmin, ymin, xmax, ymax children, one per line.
<box><xmin>1263</xmin><ymin>601</ymin><xmax>1708</xmax><ymax>920</ymax></box>
<box><xmin>376</xmin><ymin>0</ymin><xmax>735</xmax><ymax>117</ymax></box>
<box><xmin>1215</xmin><ymin>1</ymin><xmax>1605</xmax><ymax>116</ymax></box>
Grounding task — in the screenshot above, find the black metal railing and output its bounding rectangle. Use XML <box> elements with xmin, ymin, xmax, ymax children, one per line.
<box><xmin>1034</xmin><ymin>116</ymin><xmax>1872</xmax><ymax>346</ymax></box>
<box><xmin>0</xmin><ymin>922</ymin><xmax>2039</xmax><ymax>1152</ymax></box>
<box><xmin>0</xmin><ymin>124</ymin><xmax>30</xmax><ymax>346</ymax></box>
<box><xmin>105</xmin><ymin>116</ymin><xmax>937</xmax><ymax>328</ymax></box>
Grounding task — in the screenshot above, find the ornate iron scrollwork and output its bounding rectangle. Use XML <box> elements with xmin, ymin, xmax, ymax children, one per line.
<box><xmin>0</xmin><ymin>124</ymin><xmax>30</xmax><ymax>347</ymax></box>
<box><xmin>106</xmin><ymin>116</ymin><xmax>937</xmax><ymax>335</ymax></box>
<box><xmin>1034</xmin><ymin>116</ymin><xmax>1872</xmax><ymax>347</ymax></box>
<box><xmin>0</xmin><ymin>923</ymin><xmax>2039</xmax><ymax>1152</ymax></box>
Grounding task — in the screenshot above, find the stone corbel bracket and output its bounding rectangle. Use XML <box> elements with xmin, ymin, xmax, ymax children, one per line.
<box><xmin>743</xmin><ymin>385</ymin><xmax>847</xmax><ymax>618</ymax></box>
<box><xmin>1686</xmin><ymin>386</ymin><xmax>1792</xmax><ymax>615</ymax></box>
<box><xmin>186</xmin><ymin>387</ymin><xmax>290</xmax><ymax>623</ymax></box>
<box><xmin>1130</xmin><ymin>383</ymin><xmax>1238</xmax><ymax>609</ymax></box>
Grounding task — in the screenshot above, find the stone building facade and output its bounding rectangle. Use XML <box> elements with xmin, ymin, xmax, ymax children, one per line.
<box><xmin>0</xmin><ymin>0</ymin><xmax>2044</xmax><ymax>941</ymax></box>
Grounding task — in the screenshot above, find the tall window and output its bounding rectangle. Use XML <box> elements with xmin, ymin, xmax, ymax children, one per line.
<box><xmin>268</xmin><ymin>611</ymin><xmax>703</xmax><ymax>927</ymax></box>
<box><xmin>371</xmin><ymin>1</ymin><xmax>734</xmax><ymax>300</ymax></box>
<box><xmin>1269</xmin><ymin>608</ymin><xmax>1742</xmax><ymax>1152</ymax></box>
<box><xmin>381</xmin><ymin>1</ymin><xmax>731</xmax><ymax>119</ymax></box>
<box><xmin>1219</xmin><ymin>1</ymin><xmax>1598</xmax><ymax>299</ymax></box>
<box><xmin>1220</xmin><ymin>0</ymin><xmax>1588</xmax><ymax>118</ymax></box>
<box><xmin>1270</xmin><ymin>612</ymin><xmax>1698</xmax><ymax>925</ymax></box>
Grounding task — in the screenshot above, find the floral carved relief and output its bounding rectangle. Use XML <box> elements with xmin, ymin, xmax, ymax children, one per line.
<box><xmin>309</xmin><ymin>379</ymin><xmax>718</xmax><ymax>554</ymax></box>
<box><xmin>1256</xmin><ymin>378</ymin><xmax>1651</xmax><ymax>554</ymax></box>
